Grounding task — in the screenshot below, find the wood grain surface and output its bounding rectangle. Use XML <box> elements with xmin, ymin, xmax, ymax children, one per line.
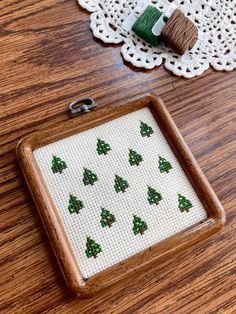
<box><xmin>16</xmin><ymin>94</ymin><xmax>226</xmax><ymax>297</ymax></box>
<box><xmin>0</xmin><ymin>0</ymin><xmax>235</xmax><ymax>313</ymax></box>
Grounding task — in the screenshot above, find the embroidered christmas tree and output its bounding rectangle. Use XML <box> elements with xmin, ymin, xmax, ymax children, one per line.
<box><xmin>129</xmin><ymin>149</ymin><xmax>143</xmax><ymax>166</ymax></box>
<box><xmin>85</xmin><ymin>237</ymin><xmax>102</xmax><ymax>259</ymax></box>
<box><xmin>132</xmin><ymin>215</ymin><xmax>148</xmax><ymax>236</ymax></box>
<box><xmin>97</xmin><ymin>138</ymin><xmax>111</xmax><ymax>155</ymax></box>
<box><xmin>114</xmin><ymin>175</ymin><xmax>129</xmax><ymax>193</ymax></box>
<box><xmin>147</xmin><ymin>186</ymin><xmax>162</xmax><ymax>205</ymax></box>
<box><xmin>51</xmin><ymin>155</ymin><xmax>67</xmax><ymax>174</ymax></box>
<box><xmin>100</xmin><ymin>208</ymin><xmax>116</xmax><ymax>228</ymax></box>
<box><xmin>178</xmin><ymin>194</ymin><xmax>193</xmax><ymax>213</ymax></box>
<box><xmin>158</xmin><ymin>156</ymin><xmax>172</xmax><ymax>173</ymax></box>
<box><xmin>68</xmin><ymin>194</ymin><xmax>84</xmax><ymax>214</ymax></box>
<box><xmin>140</xmin><ymin>121</ymin><xmax>154</xmax><ymax>137</ymax></box>
<box><xmin>83</xmin><ymin>168</ymin><xmax>98</xmax><ymax>186</ymax></box>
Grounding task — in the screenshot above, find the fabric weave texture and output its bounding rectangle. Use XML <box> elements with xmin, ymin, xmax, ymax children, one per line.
<box><xmin>34</xmin><ymin>108</ymin><xmax>207</xmax><ymax>278</ymax></box>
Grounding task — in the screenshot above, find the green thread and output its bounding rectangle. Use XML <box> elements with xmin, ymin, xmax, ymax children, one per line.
<box><xmin>100</xmin><ymin>208</ymin><xmax>116</xmax><ymax>228</ymax></box>
<box><xmin>83</xmin><ymin>168</ymin><xmax>98</xmax><ymax>186</ymax></box>
<box><xmin>158</xmin><ymin>156</ymin><xmax>172</xmax><ymax>173</ymax></box>
<box><xmin>129</xmin><ymin>149</ymin><xmax>143</xmax><ymax>166</ymax></box>
<box><xmin>140</xmin><ymin>121</ymin><xmax>154</xmax><ymax>137</ymax></box>
<box><xmin>114</xmin><ymin>175</ymin><xmax>129</xmax><ymax>193</ymax></box>
<box><xmin>147</xmin><ymin>186</ymin><xmax>162</xmax><ymax>205</ymax></box>
<box><xmin>97</xmin><ymin>138</ymin><xmax>111</xmax><ymax>155</ymax></box>
<box><xmin>85</xmin><ymin>237</ymin><xmax>102</xmax><ymax>259</ymax></box>
<box><xmin>51</xmin><ymin>155</ymin><xmax>67</xmax><ymax>174</ymax></box>
<box><xmin>68</xmin><ymin>194</ymin><xmax>84</xmax><ymax>214</ymax></box>
<box><xmin>132</xmin><ymin>6</ymin><xmax>163</xmax><ymax>46</ymax></box>
<box><xmin>178</xmin><ymin>194</ymin><xmax>193</xmax><ymax>213</ymax></box>
<box><xmin>132</xmin><ymin>215</ymin><xmax>148</xmax><ymax>236</ymax></box>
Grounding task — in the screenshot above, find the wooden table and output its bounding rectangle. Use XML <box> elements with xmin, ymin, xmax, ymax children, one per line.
<box><xmin>0</xmin><ymin>1</ymin><xmax>235</xmax><ymax>313</ymax></box>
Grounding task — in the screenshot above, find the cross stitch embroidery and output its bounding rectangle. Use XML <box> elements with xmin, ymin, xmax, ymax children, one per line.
<box><xmin>85</xmin><ymin>237</ymin><xmax>102</xmax><ymax>259</ymax></box>
<box><xmin>100</xmin><ymin>208</ymin><xmax>116</xmax><ymax>228</ymax></box>
<box><xmin>96</xmin><ymin>138</ymin><xmax>111</xmax><ymax>155</ymax></box>
<box><xmin>140</xmin><ymin>121</ymin><xmax>154</xmax><ymax>137</ymax></box>
<box><xmin>114</xmin><ymin>175</ymin><xmax>129</xmax><ymax>193</ymax></box>
<box><xmin>129</xmin><ymin>149</ymin><xmax>143</xmax><ymax>166</ymax></box>
<box><xmin>51</xmin><ymin>155</ymin><xmax>67</xmax><ymax>174</ymax></box>
<box><xmin>147</xmin><ymin>186</ymin><xmax>162</xmax><ymax>205</ymax></box>
<box><xmin>132</xmin><ymin>215</ymin><xmax>148</xmax><ymax>236</ymax></box>
<box><xmin>178</xmin><ymin>194</ymin><xmax>193</xmax><ymax>212</ymax></box>
<box><xmin>68</xmin><ymin>194</ymin><xmax>84</xmax><ymax>214</ymax></box>
<box><xmin>158</xmin><ymin>156</ymin><xmax>172</xmax><ymax>173</ymax></box>
<box><xmin>83</xmin><ymin>168</ymin><xmax>98</xmax><ymax>186</ymax></box>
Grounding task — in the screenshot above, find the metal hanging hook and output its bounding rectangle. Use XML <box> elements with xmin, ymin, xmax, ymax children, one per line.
<box><xmin>68</xmin><ymin>97</ymin><xmax>96</xmax><ymax>116</ymax></box>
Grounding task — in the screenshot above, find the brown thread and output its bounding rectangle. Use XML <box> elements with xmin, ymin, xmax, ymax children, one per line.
<box><xmin>161</xmin><ymin>9</ymin><xmax>198</xmax><ymax>55</ymax></box>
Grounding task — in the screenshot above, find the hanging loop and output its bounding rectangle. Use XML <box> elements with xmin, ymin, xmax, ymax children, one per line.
<box><xmin>68</xmin><ymin>97</ymin><xmax>96</xmax><ymax>116</ymax></box>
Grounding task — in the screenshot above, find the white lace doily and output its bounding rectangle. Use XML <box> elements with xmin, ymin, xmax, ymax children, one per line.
<box><xmin>78</xmin><ymin>0</ymin><xmax>236</xmax><ymax>78</ymax></box>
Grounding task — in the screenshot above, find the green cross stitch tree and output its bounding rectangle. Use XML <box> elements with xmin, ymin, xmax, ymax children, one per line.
<box><xmin>85</xmin><ymin>237</ymin><xmax>102</xmax><ymax>259</ymax></box>
<box><xmin>68</xmin><ymin>194</ymin><xmax>84</xmax><ymax>214</ymax></box>
<box><xmin>97</xmin><ymin>138</ymin><xmax>111</xmax><ymax>155</ymax></box>
<box><xmin>129</xmin><ymin>149</ymin><xmax>143</xmax><ymax>166</ymax></box>
<box><xmin>100</xmin><ymin>208</ymin><xmax>116</xmax><ymax>228</ymax></box>
<box><xmin>51</xmin><ymin>155</ymin><xmax>67</xmax><ymax>174</ymax></box>
<box><xmin>83</xmin><ymin>168</ymin><xmax>98</xmax><ymax>186</ymax></box>
<box><xmin>147</xmin><ymin>186</ymin><xmax>162</xmax><ymax>205</ymax></box>
<box><xmin>178</xmin><ymin>194</ymin><xmax>193</xmax><ymax>213</ymax></box>
<box><xmin>132</xmin><ymin>215</ymin><xmax>148</xmax><ymax>236</ymax></box>
<box><xmin>158</xmin><ymin>156</ymin><xmax>172</xmax><ymax>173</ymax></box>
<box><xmin>114</xmin><ymin>175</ymin><xmax>129</xmax><ymax>193</ymax></box>
<box><xmin>140</xmin><ymin>121</ymin><xmax>154</xmax><ymax>137</ymax></box>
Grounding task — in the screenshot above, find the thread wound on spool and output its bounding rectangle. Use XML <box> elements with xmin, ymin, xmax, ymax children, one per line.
<box><xmin>132</xmin><ymin>6</ymin><xmax>163</xmax><ymax>46</ymax></box>
<box><xmin>161</xmin><ymin>9</ymin><xmax>198</xmax><ymax>55</ymax></box>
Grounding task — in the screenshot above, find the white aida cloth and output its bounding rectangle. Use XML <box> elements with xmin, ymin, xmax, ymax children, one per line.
<box><xmin>34</xmin><ymin>108</ymin><xmax>207</xmax><ymax>278</ymax></box>
<box><xmin>77</xmin><ymin>0</ymin><xmax>236</xmax><ymax>78</ymax></box>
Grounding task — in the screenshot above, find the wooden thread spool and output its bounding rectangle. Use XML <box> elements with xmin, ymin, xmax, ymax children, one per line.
<box><xmin>161</xmin><ymin>9</ymin><xmax>198</xmax><ymax>55</ymax></box>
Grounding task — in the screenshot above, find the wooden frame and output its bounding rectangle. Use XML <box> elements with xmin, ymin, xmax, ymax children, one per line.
<box><xmin>16</xmin><ymin>94</ymin><xmax>226</xmax><ymax>297</ymax></box>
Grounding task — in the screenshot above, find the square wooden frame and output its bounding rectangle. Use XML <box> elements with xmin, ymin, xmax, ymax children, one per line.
<box><xmin>16</xmin><ymin>94</ymin><xmax>225</xmax><ymax>297</ymax></box>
